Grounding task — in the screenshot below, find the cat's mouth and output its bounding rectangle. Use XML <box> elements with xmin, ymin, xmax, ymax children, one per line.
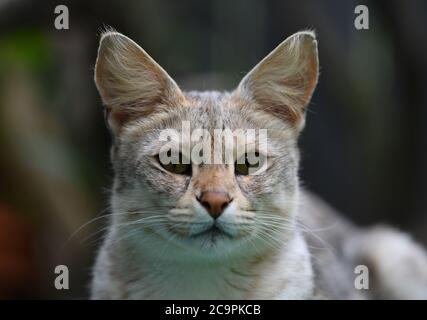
<box><xmin>190</xmin><ymin>225</ymin><xmax>232</xmax><ymax>241</ymax></box>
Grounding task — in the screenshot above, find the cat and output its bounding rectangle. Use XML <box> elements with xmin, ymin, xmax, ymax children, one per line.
<box><xmin>91</xmin><ymin>29</ymin><xmax>427</xmax><ymax>299</ymax></box>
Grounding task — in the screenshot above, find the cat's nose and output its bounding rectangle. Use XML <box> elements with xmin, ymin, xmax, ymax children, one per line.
<box><xmin>197</xmin><ymin>191</ymin><xmax>232</xmax><ymax>219</ymax></box>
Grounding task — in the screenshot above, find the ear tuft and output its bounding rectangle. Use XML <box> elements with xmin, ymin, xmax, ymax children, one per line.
<box><xmin>236</xmin><ymin>30</ymin><xmax>319</xmax><ymax>130</ymax></box>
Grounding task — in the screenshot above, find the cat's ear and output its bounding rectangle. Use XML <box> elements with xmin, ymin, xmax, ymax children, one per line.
<box><xmin>235</xmin><ymin>31</ymin><xmax>319</xmax><ymax>130</ymax></box>
<box><xmin>94</xmin><ymin>30</ymin><xmax>185</xmax><ymax>133</ymax></box>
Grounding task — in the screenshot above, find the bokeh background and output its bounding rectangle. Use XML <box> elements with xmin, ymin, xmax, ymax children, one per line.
<box><xmin>0</xmin><ymin>0</ymin><xmax>426</xmax><ymax>299</ymax></box>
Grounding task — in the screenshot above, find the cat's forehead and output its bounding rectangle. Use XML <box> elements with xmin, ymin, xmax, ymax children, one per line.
<box><xmin>184</xmin><ymin>90</ymin><xmax>225</xmax><ymax>101</ymax></box>
<box><xmin>125</xmin><ymin>89</ymin><xmax>296</xmax><ymax>146</ymax></box>
<box><xmin>180</xmin><ymin>90</ymin><xmax>241</xmax><ymax>130</ymax></box>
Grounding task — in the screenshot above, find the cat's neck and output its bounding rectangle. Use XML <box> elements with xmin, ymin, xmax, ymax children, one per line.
<box><xmin>106</xmin><ymin>228</ymin><xmax>314</xmax><ymax>299</ymax></box>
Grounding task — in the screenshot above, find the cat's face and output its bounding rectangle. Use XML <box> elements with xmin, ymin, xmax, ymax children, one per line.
<box><xmin>94</xmin><ymin>30</ymin><xmax>318</xmax><ymax>258</ymax></box>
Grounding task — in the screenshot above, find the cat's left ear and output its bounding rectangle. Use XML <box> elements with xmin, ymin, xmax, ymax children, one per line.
<box><xmin>235</xmin><ymin>31</ymin><xmax>319</xmax><ymax>131</ymax></box>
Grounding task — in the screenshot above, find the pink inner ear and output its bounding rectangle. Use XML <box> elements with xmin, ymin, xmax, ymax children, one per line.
<box><xmin>105</xmin><ymin>99</ymin><xmax>159</xmax><ymax>133</ymax></box>
<box><xmin>105</xmin><ymin>90</ymin><xmax>189</xmax><ymax>133</ymax></box>
<box><xmin>254</xmin><ymin>100</ymin><xmax>303</xmax><ymax>126</ymax></box>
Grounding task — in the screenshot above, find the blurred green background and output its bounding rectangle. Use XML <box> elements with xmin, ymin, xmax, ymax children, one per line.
<box><xmin>0</xmin><ymin>0</ymin><xmax>426</xmax><ymax>298</ymax></box>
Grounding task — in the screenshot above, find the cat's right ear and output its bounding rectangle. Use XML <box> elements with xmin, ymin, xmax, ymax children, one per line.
<box><xmin>94</xmin><ymin>31</ymin><xmax>185</xmax><ymax>134</ymax></box>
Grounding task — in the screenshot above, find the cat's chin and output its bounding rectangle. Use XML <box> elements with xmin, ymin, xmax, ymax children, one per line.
<box><xmin>158</xmin><ymin>226</ymin><xmax>255</xmax><ymax>259</ymax></box>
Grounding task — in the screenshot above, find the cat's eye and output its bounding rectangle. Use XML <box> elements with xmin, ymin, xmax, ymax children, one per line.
<box><xmin>235</xmin><ymin>152</ymin><xmax>261</xmax><ymax>175</ymax></box>
<box><xmin>157</xmin><ymin>153</ymin><xmax>192</xmax><ymax>175</ymax></box>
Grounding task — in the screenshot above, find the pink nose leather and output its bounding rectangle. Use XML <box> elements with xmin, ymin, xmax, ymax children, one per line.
<box><xmin>198</xmin><ymin>192</ymin><xmax>232</xmax><ymax>219</ymax></box>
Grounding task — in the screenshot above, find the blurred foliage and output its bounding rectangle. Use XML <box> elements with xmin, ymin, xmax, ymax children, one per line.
<box><xmin>0</xmin><ymin>31</ymin><xmax>52</xmax><ymax>70</ymax></box>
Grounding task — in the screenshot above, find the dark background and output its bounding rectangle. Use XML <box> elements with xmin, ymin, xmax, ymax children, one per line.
<box><xmin>0</xmin><ymin>0</ymin><xmax>426</xmax><ymax>298</ymax></box>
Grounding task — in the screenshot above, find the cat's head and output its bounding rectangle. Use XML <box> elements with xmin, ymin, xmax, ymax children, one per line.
<box><xmin>94</xmin><ymin>30</ymin><xmax>318</xmax><ymax>259</ymax></box>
